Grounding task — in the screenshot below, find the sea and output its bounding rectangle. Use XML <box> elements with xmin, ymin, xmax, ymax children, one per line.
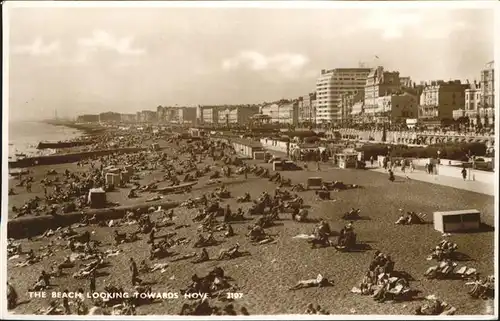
<box><xmin>8</xmin><ymin>121</ymin><xmax>84</xmax><ymax>159</ymax></box>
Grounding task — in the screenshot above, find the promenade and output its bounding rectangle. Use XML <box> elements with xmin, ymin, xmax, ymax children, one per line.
<box><xmin>369</xmin><ymin>166</ymin><xmax>495</xmax><ymax>196</ymax></box>
<box><xmin>258</xmin><ymin>148</ymin><xmax>495</xmax><ymax>196</ymax></box>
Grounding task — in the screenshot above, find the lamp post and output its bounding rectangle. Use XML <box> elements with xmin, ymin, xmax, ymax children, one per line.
<box><xmin>437</xmin><ymin>150</ymin><xmax>441</xmax><ymax>175</ymax></box>
<box><xmin>466</xmin><ymin>150</ymin><xmax>473</xmax><ymax>180</ymax></box>
<box><xmin>387</xmin><ymin>145</ymin><xmax>392</xmax><ymax>170</ymax></box>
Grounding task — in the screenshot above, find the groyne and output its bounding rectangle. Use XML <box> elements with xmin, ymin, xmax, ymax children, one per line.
<box><xmin>9</xmin><ymin>147</ymin><xmax>146</xmax><ymax>168</ymax></box>
<box><xmin>8</xmin><ymin>201</ymin><xmax>179</xmax><ymax>239</ymax></box>
<box><xmin>37</xmin><ymin>140</ymin><xmax>95</xmax><ymax>150</ymax></box>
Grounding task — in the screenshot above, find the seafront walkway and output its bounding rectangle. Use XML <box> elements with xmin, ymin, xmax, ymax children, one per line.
<box><xmin>369</xmin><ymin>166</ymin><xmax>495</xmax><ymax>196</ymax></box>
<box><xmin>254</xmin><ymin>149</ymin><xmax>494</xmax><ymax>196</ymax></box>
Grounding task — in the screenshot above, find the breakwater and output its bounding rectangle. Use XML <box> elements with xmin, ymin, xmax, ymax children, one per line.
<box><xmin>8</xmin><ymin>201</ymin><xmax>179</xmax><ymax>239</ymax></box>
<box><xmin>9</xmin><ymin>147</ymin><xmax>146</xmax><ymax>168</ymax></box>
<box><xmin>37</xmin><ymin>140</ymin><xmax>95</xmax><ymax>149</ymax></box>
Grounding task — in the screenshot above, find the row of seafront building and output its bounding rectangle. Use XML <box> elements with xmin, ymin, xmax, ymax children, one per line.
<box><xmin>77</xmin><ymin>61</ymin><xmax>494</xmax><ymax>131</ymax></box>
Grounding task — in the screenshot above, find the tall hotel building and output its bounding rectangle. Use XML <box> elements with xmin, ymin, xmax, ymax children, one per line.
<box><xmin>315</xmin><ymin>68</ymin><xmax>372</xmax><ymax>123</ymax></box>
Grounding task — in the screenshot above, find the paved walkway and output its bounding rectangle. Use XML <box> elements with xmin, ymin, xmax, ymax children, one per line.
<box><xmin>261</xmin><ymin>150</ymin><xmax>495</xmax><ymax>195</ymax></box>
<box><xmin>370</xmin><ymin>167</ymin><xmax>495</xmax><ymax>196</ymax></box>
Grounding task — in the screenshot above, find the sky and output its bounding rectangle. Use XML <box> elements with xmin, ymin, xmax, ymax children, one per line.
<box><xmin>6</xmin><ymin>3</ymin><xmax>495</xmax><ymax>121</ymax></box>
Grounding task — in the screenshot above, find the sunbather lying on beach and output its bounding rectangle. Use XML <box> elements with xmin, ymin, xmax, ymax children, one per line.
<box><xmin>289</xmin><ymin>274</ymin><xmax>334</xmax><ymax>290</ymax></box>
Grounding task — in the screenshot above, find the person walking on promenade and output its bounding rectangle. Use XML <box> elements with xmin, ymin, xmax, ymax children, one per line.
<box><xmin>370</xmin><ymin>156</ymin><xmax>374</xmax><ymax>167</ymax></box>
<box><xmin>410</xmin><ymin>161</ymin><xmax>415</xmax><ymax>173</ymax></box>
<box><xmin>244</xmin><ymin>166</ymin><xmax>248</xmax><ymax>180</ymax></box>
<box><xmin>461</xmin><ymin>167</ymin><xmax>467</xmax><ymax>181</ymax></box>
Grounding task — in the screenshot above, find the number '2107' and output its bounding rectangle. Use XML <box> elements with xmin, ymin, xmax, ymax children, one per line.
<box><xmin>226</xmin><ymin>292</ymin><xmax>243</xmax><ymax>299</ymax></box>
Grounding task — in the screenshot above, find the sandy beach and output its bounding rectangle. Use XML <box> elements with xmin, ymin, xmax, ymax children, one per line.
<box><xmin>6</xmin><ymin>133</ymin><xmax>494</xmax><ymax>315</ymax></box>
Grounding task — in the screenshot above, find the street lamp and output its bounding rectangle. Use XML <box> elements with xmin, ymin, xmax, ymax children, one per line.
<box><xmin>437</xmin><ymin>150</ymin><xmax>441</xmax><ymax>175</ymax></box>
<box><xmin>466</xmin><ymin>150</ymin><xmax>473</xmax><ymax>180</ymax></box>
<box><xmin>387</xmin><ymin>145</ymin><xmax>392</xmax><ymax>170</ymax></box>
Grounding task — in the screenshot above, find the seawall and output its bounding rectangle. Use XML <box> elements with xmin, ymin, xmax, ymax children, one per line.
<box><xmin>8</xmin><ymin>201</ymin><xmax>179</xmax><ymax>239</ymax></box>
<box><xmin>37</xmin><ymin>140</ymin><xmax>95</xmax><ymax>150</ymax></box>
<box><xmin>9</xmin><ymin>147</ymin><xmax>146</xmax><ymax>168</ymax></box>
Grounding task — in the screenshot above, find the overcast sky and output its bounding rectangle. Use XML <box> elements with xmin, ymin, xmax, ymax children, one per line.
<box><xmin>6</xmin><ymin>4</ymin><xmax>495</xmax><ymax>121</ymax></box>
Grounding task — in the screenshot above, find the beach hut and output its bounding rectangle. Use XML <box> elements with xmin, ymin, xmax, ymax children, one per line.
<box><xmin>334</xmin><ymin>153</ymin><xmax>359</xmax><ymax>169</ymax></box>
<box><xmin>120</xmin><ymin>170</ymin><xmax>130</xmax><ymax>183</ymax></box>
<box><xmin>433</xmin><ymin>209</ymin><xmax>481</xmax><ymax>233</ymax></box>
<box><xmin>105</xmin><ymin>173</ymin><xmax>121</xmax><ymax>187</ymax></box>
<box><xmin>88</xmin><ymin>188</ymin><xmax>106</xmax><ymax>209</ymax></box>
<box><xmin>306</xmin><ymin>177</ymin><xmax>323</xmax><ymax>190</ymax></box>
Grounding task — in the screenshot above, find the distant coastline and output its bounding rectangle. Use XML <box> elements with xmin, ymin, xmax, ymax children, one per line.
<box><xmin>8</xmin><ymin>120</ymin><xmax>88</xmax><ymax>159</ymax></box>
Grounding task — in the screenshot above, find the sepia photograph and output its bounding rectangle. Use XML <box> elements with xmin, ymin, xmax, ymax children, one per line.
<box><xmin>2</xmin><ymin>1</ymin><xmax>498</xmax><ymax>318</ymax></box>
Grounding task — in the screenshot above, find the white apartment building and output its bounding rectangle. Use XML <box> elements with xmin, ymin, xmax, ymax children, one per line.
<box><xmin>315</xmin><ymin>68</ymin><xmax>371</xmax><ymax>123</ymax></box>
<box><xmin>465</xmin><ymin>84</ymin><xmax>481</xmax><ymax>111</ymax></box>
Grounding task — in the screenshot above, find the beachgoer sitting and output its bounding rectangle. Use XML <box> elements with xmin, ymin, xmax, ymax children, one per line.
<box><xmin>114</xmin><ymin>230</ymin><xmax>128</xmax><ymax>245</ymax></box>
<box><xmin>388</xmin><ymin>170</ymin><xmax>395</xmax><ymax>182</ymax></box>
<box><xmin>224</xmin><ymin>224</ymin><xmax>235</xmax><ymax>238</ymax></box>
<box><xmin>467</xmin><ymin>275</ymin><xmax>494</xmax><ymax>299</ymax></box>
<box><xmin>150</xmin><ymin>242</ymin><xmax>171</xmax><ymax>260</ymax></box>
<box><xmin>7</xmin><ymin>282</ymin><xmax>18</xmax><ymax>310</ymax></box>
<box><xmin>247</xmin><ymin>225</ymin><xmax>266</xmax><ymax>242</ymax></box>
<box><xmin>359</xmin><ymin>271</ymin><xmax>375</xmax><ymax>295</ymax></box>
<box><xmin>294</xmin><ymin>208</ymin><xmax>309</xmax><ymax>222</ymax></box>
<box><xmin>127</xmin><ymin>189</ymin><xmax>137</xmax><ymax>199</ymax></box>
<box><xmin>217</xmin><ymin>244</ymin><xmax>241</xmax><ymax>260</ymax></box>
<box><xmin>30</xmin><ymin>271</ymin><xmax>51</xmax><ymax>291</ymax></box>
<box><xmin>192</xmin><ymin>248</ymin><xmax>210</xmax><ymax>264</ymax></box>
<box><xmin>139</xmin><ymin>260</ymin><xmax>150</xmax><ymax>273</ymax></box>
<box><xmin>372</xmin><ymin>280</ymin><xmax>391</xmax><ymax>302</ymax></box>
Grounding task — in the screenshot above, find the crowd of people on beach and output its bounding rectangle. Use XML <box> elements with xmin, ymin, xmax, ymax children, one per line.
<box><xmin>6</xmin><ymin>127</ymin><xmax>494</xmax><ymax>316</ymax></box>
